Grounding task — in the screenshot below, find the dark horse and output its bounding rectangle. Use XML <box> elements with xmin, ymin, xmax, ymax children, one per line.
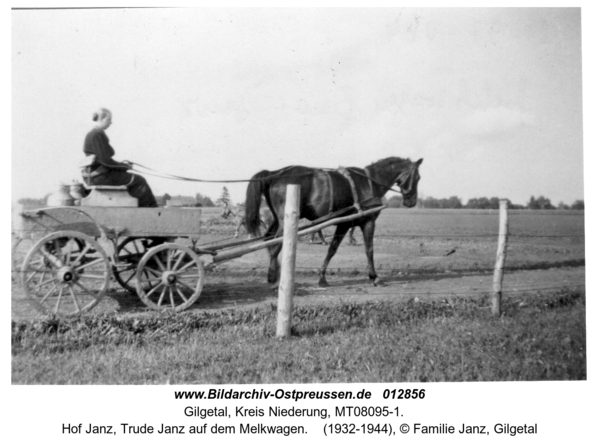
<box><xmin>245</xmin><ymin>157</ymin><xmax>423</xmax><ymax>286</ymax></box>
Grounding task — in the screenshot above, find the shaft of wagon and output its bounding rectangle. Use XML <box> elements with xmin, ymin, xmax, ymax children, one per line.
<box><xmin>208</xmin><ymin>205</ymin><xmax>387</xmax><ymax>265</ymax></box>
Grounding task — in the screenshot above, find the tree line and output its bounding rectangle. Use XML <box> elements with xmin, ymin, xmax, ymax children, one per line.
<box><xmin>16</xmin><ymin>187</ymin><xmax>584</xmax><ymax>211</ymax></box>
<box><xmin>386</xmin><ymin>195</ymin><xmax>584</xmax><ymax>210</ymax></box>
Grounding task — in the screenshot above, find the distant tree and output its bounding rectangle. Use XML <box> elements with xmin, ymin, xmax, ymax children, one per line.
<box><xmin>541</xmin><ymin>197</ymin><xmax>555</xmax><ymax>209</ymax></box>
<box><xmin>465</xmin><ymin>197</ymin><xmax>491</xmax><ymax>209</ymax></box>
<box><xmin>217</xmin><ymin>187</ymin><xmax>231</xmax><ymax>207</ymax></box>
<box><xmin>407</xmin><ymin>195</ymin><xmax>561</xmax><ymax>210</ymax></box>
<box><xmin>528</xmin><ymin>195</ymin><xmax>555</xmax><ymax>210</ymax></box>
<box><xmin>557</xmin><ymin>201</ymin><xmax>570</xmax><ymax>210</ymax></box>
<box><xmin>503</xmin><ymin>199</ymin><xmax>520</xmax><ymax>209</ymax></box>
<box><xmin>489</xmin><ymin>197</ymin><xmax>500</xmax><ymax>209</ymax></box>
<box><xmin>527</xmin><ymin>196</ymin><xmax>539</xmax><ymax>209</ymax></box>
<box><xmin>571</xmin><ymin>200</ymin><xmax>584</xmax><ymax>210</ymax></box>
<box><xmin>464</xmin><ymin>197</ymin><xmax>513</xmax><ymax>209</ymax></box>
<box><xmin>422</xmin><ymin>197</ymin><xmax>440</xmax><ymax>208</ymax></box>
<box><xmin>444</xmin><ymin>196</ymin><xmax>463</xmax><ymax>209</ymax></box>
<box><xmin>195</xmin><ymin>193</ymin><xmax>215</xmax><ymax>207</ymax></box>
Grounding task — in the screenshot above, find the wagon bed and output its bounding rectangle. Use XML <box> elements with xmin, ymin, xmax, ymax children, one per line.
<box><xmin>13</xmin><ymin>191</ymin><xmax>385</xmax><ymax>317</ymax></box>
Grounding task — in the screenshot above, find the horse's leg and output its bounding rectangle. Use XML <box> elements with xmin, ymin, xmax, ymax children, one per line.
<box><xmin>267</xmin><ymin>241</ymin><xmax>283</xmax><ymax>284</ymax></box>
<box><xmin>317</xmin><ymin>230</ymin><xmax>328</xmax><ymax>245</ymax></box>
<box><xmin>309</xmin><ymin>230</ymin><xmax>327</xmax><ymax>244</ymax></box>
<box><xmin>360</xmin><ymin>219</ymin><xmax>380</xmax><ymax>286</ymax></box>
<box><xmin>266</xmin><ymin>219</ymin><xmax>283</xmax><ymax>284</ymax></box>
<box><xmin>234</xmin><ymin>218</ymin><xmax>241</xmax><ymax>238</ymax></box>
<box><xmin>348</xmin><ymin>227</ymin><xmax>356</xmax><ymax>245</ymax></box>
<box><xmin>318</xmin><ymin>224</ymin><xmax>351</xmax><ymax>287</ymax></box>
<box><xmin>259</xmin><ymin>218</ymin><xmax>268</xmax><ymax>237</ymax></box>
<box><xmin>236</xmin><ymin>215</ymin><xmax>249</xmax><ymax>238</ymax></box>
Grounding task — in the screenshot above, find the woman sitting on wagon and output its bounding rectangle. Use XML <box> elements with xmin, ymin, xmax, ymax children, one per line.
<box><xmin>82</xmin><ymin>108</ymin><xmax>158</xmax><ymax>208</ymax></box>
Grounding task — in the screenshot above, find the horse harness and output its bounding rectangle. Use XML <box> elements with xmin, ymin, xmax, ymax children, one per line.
<box><xmin>326</xmin><ymin>162</ymin><xmax>417</xmax><ymax>215</ymax></box>
<box><xmin>330</xmin><ymin>167</ymin><xmax>382</xmax><ymax>214</ymax></box>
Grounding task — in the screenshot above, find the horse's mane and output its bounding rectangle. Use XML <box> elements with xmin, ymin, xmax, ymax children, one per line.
<box><xmin>367</xmin><ymin>156</ymin><xmax>411</xmax><ymax>167</ymax></box>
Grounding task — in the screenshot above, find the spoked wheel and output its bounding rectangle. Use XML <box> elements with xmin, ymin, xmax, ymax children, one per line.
<box><xmin>20</xmin><ymin>230</ymin><xmax>111</xmax><ymax>316</ymax></box>
<box><xmin>113</xmin><ymin>237</ymin><xmax>152</xmax><ymax>293</ymax></box>
<box><xmin>12</xmin><ymin>237</ymin><xmax>34</xmax><ymax>281</ymax></box>
<box><xmin>135</xmin><ymin>243</ymin><xmax>205</xmax><ymax>312</ymax></box>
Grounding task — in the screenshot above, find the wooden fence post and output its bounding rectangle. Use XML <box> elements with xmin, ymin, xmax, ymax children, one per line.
<box><xmin>492</xmin><ymin>199</ymin><xmax>509</xmax><ymax>316</ymax></box>
<box><xmin>276</xmin><ymin>184</ymin><xmax>300</xmax><ymax>338</ymax></box>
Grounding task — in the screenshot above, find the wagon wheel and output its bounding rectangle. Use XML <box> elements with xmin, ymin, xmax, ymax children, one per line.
<box><xmin>135</xmin><ymin>243</ymin><xmax>205</xmax><ymax>312</ymax></box>
<box><xmin>20</xmin><ymin>230</ymin><xmax>111</xmax><ymax>316</ymax></box>
<box><xmin>113</xmin><ymin>237</ymin><xmax>153</xmax><ymax>293</ymax></box>
<box><xmin>12</xmin><ymin>237</ymin><xmax>34</xmax><ymax>282</ymax></box>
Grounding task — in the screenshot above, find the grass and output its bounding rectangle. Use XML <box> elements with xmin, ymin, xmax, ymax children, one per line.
<box><xmin>12</xmin><ymin>290</ymin><xmax>586</xmax><ymax>384</ymax></box>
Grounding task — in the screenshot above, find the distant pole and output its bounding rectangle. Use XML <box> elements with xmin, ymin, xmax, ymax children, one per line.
<box><xmin>277</xmin><ymin>184</ymin><xmax>300</xmax><ymax>338</ymax></box>
<box><xmin>492</xmin><ymin>200</ymin><xmax>509</xmax><ymax>316</ymax></box>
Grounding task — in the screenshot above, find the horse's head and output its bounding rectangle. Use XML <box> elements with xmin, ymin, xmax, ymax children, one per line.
<box><xmin>396</xmin><ymin>158</ymin><xmax>423</xmax><ymax>208</ymax></box>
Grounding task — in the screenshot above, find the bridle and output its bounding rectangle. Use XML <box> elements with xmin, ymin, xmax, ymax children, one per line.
<box><xmin>394</xmin><ymin>165</ymin><xmax>419</xmax><ymax>199</ymax></box>
<box><xmin>359</xmin><ymin>161</ymin><xmax>420</xmax><ymax>200</ymax></box>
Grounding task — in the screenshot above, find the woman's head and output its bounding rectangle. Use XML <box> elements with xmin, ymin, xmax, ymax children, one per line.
<box><xmin>92</xmin><ymin>108</ymin><xmax>112</xmax><ymax>129</ymax></box>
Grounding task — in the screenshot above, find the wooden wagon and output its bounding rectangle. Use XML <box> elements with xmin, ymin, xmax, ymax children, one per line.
<box><xmin>13</xmin><ymin>185</ymin><xmax>385</xmax><ymax>316</ymax></box>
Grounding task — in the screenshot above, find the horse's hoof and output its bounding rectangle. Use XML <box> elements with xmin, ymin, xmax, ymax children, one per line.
<box><xmin>372</xmin><ymin>278</ymin><xmax>385</xmax><ymax>287</ymax></box>
<box><xmin>318</xmin><ymin>279</ymin><xmax>329</xmax><ymax>288</ymax></box>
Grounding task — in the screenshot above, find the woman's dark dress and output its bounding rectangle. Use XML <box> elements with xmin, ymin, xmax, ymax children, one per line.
<box><xmin>83</xmin><ymin>128</ymin><xmax>157</xmax><ymax>207</ymax></box>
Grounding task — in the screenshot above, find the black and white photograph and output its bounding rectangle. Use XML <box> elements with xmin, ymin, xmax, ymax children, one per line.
<box><xmin>8</xmin><ymin>4</ymin><xmax>597</xmax><ymax>443</ymax></box>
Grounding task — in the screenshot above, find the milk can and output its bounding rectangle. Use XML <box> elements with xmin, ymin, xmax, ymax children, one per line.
<box><xmin>46</xmin><ymin>183</ymin><xmax>75</xmax><ymax>206</ymax></box>
<box><xmin>69</xmin><ymin>181</ymin><xmax>87</xmax><ymax>205</ymax></box>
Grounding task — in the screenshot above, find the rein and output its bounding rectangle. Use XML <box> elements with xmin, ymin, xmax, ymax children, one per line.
<box><xmin>129</xmin><ymin>162</ymin><xmax>304</xmax><ymax>184</ymax></box>
<box><xmin>342</xmin><ymin>166</ymin><xmax>411</xmax><ymax>197</ymax></box>
<box><xmin>129</xmin><ymin>160</ymin><xmax>413</xmax><ymax>196</ymax></box>
<box><xmin>130</xmin><ymin>162</ymin><xmax>259</xmax><ymax>183</ymax></box>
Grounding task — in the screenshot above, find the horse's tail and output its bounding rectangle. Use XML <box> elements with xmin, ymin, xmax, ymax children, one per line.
<box><xmin>245</xmin><ymin>170</ymin><xmax>273</xmax><ymax>237</ymax></box>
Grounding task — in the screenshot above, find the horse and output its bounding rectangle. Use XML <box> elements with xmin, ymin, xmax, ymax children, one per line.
<box><xmin>245</xmin><ymin>157</ymin><xmax>423</xmax><ymax>286</ymax></box>
<box><xmin>221</xmin><ymin>203</ymin><xmax>272</xmax><ymax>238</ymax></box>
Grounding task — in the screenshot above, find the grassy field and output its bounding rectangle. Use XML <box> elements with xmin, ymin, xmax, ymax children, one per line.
<box><xmin>12</xmin><ymin>290</ymin><xmax>585</xmax><ymax>383</ymax></box>
<box><xmin>200</xmin><ymin>207</ymin><xmax>585</xmax><ymax>274</ymax></box>
<box><xmin>11</xmin><ymin>208</ymin><xmax>586</xmax><ymax>383</ymax></box>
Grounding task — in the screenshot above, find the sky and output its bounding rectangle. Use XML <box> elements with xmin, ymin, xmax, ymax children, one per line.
<box><xmin>11</xmin><ymin>7</ymin><xmax>585</xmax><ymax>206</ymax></box>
